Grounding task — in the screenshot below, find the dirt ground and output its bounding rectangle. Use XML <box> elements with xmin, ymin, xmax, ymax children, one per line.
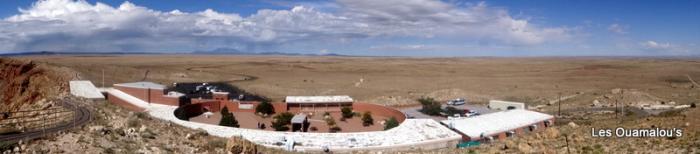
<box><xmin>10</xmin><ymin>55</ymin><xmax>700</xmax><ymax>153</ymax></box>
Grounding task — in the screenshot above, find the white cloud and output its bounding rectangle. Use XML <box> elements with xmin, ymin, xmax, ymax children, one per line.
<box><xmin>0</xmin><ymin>0</ymin><xmax>573</xmax><ymax>53</ymax></box>
<box><xmin>638</xmin><ymin>40</ymin><xmax>696</xmax><ymax>54</ymax></box>
<box><xmin>640</xmin><ymin>41</ymin><xmax>671</xmax><ymax>50</ymax></box>
<box><xmin>607</xmin><ymin>23</ymin><xmax>627</xmax><ymax>34</ymax></box>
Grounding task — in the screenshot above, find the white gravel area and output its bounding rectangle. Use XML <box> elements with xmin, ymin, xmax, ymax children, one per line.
<box><xmin>69</xmin><ymin>80</ymin><xmax>105</xmax><ymax>99</ymax></box>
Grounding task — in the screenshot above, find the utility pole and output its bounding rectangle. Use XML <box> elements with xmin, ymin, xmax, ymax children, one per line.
<box><xmin>614</xmin><ymin>99</ymin><xmax>618</xmax><ymax>118</ymax></box>
<box><xmin>558</xmin><ymin>92</ymin><xmax>562</xmax><ymax>116</ymax></box>
<box><xmin>102</xmin><ymin>69</ymin><xmax>105</xmax><ymax>88</ymax></box>
<box><xmin>619</xmin><ymin>89</ymin><xmax>624</xmax><ymax>124</ymax></box>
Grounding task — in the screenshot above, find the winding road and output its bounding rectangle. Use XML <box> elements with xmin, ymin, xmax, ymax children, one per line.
<box><xmin>0</xmin><ymin>99</ymin><xmax>92</xmax><ymax>142</ymax></box>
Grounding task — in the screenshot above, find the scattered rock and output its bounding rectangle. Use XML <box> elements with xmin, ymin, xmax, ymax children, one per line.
<box><xmin>543</xmin><ymin>128</ymin><xmax>560</xmax><ymax>139</ymax></box>
<box><xmin>503</xmin><ymin>140</ymin><xmax>516</xmax><ymax>150</ymax></box>
<box><xmin>226</xmin><ymin>136</ymin><xmax>258</xmax><ymax>154</ymax></box>
<box><xmin>567</xmin><ymin>122</ymin><xmax>579</xmax><ymax>128</ymax></box>
<box><xmin>517</xmin><ymin>142</ymin><xmax>533</xmax><ymax>153</ymax></box>
<box><xmin>124</xmin><ymin>128</ymin><xmax>138</xmax><ymax>138</ymax></box>
<box><xmin>611</xmin><ymin>88</ymin><xmax>622</xmax><ymax>94</ymax></box>
<box><xmin>185</xmin><ymin>133</ymin><xmax>194</xmax><ymax>140</ymax></box>
<box><xmin>89</xmin><ymin>125</ymin><xmax>105</xmax><ymax>133</ymax></box>
<box><xmin>194</xmin><ymin>128</ymin><xmax>208</xmax><ymax>136</ymax></box>
<box><xmin>139</xmin><ymin>125</ymin><xmax>148</xmax><ymax>132</ymax></box>
<box><xmin>592</xmin><ymin>100</ymin><xmax>601</xmax><ymax>107</ymax></box>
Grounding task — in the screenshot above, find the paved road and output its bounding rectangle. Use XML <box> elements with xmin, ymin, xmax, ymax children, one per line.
<box><xmin>0</xmin><ymin>100</ymin><xmax>92</xmax><ymax>142</ymax></box>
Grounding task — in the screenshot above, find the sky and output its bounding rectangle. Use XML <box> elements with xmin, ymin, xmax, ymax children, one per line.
<box><xmin>0</xmin><ymin>0</ymin><xmax>697</xmax><ymax>56</ymax></box>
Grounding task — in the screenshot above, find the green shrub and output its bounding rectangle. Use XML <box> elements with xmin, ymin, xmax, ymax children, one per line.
<box><xmin>341</xmin><ymin>107</ymin><xmax>354</xmax><ymax>118</ymax></box>
<box><xmin>384</xmin><ymin>117</ymin><xmax>399</xmax><ymax>130</ymax></box>
<box><xmin>443</xmin><ymin>106</ymin><xmax>462</xmax><ymax>116</ymax></box>
<box><xmin>329</xmin><ymin>126</ymin><xmax>342</xmax><ymax>133</ymax></box>
<box><xmin>325</xmin><ymin>117</ymin><xmax>336</xmax><ymax>126</ymax></box>
<box><xmin>255</xmin><ymin>101</ymin><xmax>275</xmax><ymax>115</ymax></box>
<box><xmin>271</xmin><ymin>112</ymin><xmax>294</xmax><ymax>131</ymax></box>
<box><xmin>221</xmin><ymin>106</ymin><xmax>230</xmax><ymax>115</ymax></box>
<box><xmin>362</xmin><ymin>111</ymin><xmax>373</xmax><ymax>126</ymax></box>
<box><xmin>219</xmin><ymin>112</ymin><xmax>239</xmax><ymax>127</ymax></box>
<box><xmin>418</xmin><ymin>97</ymin><xmax>442</xmax><ymax>116</ymax></box>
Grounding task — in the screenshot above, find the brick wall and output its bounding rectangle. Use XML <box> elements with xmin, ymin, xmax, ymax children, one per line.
<box><xmin>115</xmin><ymin>86</ymin><xmax>179</xmax><ymax>106</ymax></box>
<box><xmin>107</xmin><ymin>92</ymin><xmax>145</xmax><ymax>112</ymax></box>
<box><xmin>272</xmin><ymin>102</ymin><xmax>288</xmax><ymax>113</ymax></box>
<box><xmin>148</xmin><ymin>89</ymin><xmax>180</xmax><ymax>106</ymax></box>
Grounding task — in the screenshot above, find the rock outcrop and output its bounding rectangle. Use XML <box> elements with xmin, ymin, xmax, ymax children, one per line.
<box><xmin>0</xmin><ymin>58</ymin><xmax>71</xmax><ymax>113</ymax></box>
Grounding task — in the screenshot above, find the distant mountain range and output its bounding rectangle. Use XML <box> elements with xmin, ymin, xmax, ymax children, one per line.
<box><xmin>0</xmin><ymin>49</ymin><xmax>348</xmax><ymax>57</ymax></box>
<box><xmin>192</xmin><ymin>48</ymin><xmax>346</xmax><ymax>56</ymax></box>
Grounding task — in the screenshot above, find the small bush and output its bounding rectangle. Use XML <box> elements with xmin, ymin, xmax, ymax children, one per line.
<box><xmin>219</xmin><ymin>112</ymin><xmax>239</xmax><ymax>127</ymax></box>
<box><xmin>206</xmin><ymin>139</ymin><xmax>227</xmax><ymax>151</ymax></box>
<box><xmin>329</xmin><ymin>126</ymin><xmax>342</xmax><ymax>133</ymax></box>
<box><xmin>418</xmin><ymin>97</ymin><xmax>442</xmax><ymax>116</ymax></box>
<box><xmin>443</xmin><ymin>106</ymin><xmax>462</xmax><ymax>116</ymax></box>
<box><xmin>255</xmin><ymin>101</ymin><xmax>275</xmax><ymax>115</ymax></box>
<box><xmin>691</xmin><ymin>103</ymin><xmax>696</xmax><ymax>108</ymax></box>
<box><xmin>221</xmin><ymin>106</ymin><xmax>230</xmax><ymax>115</ymax></box>
<box><xmin>127</xmin><ymin>117</ymin><xmax>140</xmax><ymax>128</ymax></box>
<box><xmin>271</xmin><ymin>121</ymin><xmax>289</xmax><ymax>131</ymax></box>
<box><xmin>310</xmin><ymin>126</ymin><xmax>318</xmax><ymax>131</ymax></box>
<box><xmin>271</xmin><ymin>112</ymin><xmax>294</xmax><ymax>131</ymax></box>
<box><xmin>384</xmin><ymin>117</ymin><xmax>399</xmax><ymax>130</ymax></box>
<box><xmin>341</xmin><ymin>107</ymin><xmax>354</xmax><ymax>118</ymax></box>
<box><xmin>325</xmin><ymin>117</ymin><xmax>336</xmax><ymax>126</ymax></box>
<box><xmin>362</xmin><ymin>111</ymin><xmax>374</xmax><ymax>126</ymax></box>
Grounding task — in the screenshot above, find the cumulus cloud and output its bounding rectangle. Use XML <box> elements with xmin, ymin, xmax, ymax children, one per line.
<box><xmin>607</xmin><ymin>23</ymin><xmax>627</xmax><ymax>34</ymax></box>
<box><xmin>638</xmin><ymin>40</ymin><xmax>695</xmax><ymax>54</ymax></box>
<box><xmin>0</xmin><ymin>0</ymin><xmax>573</xmax><ymax>53</ymax></box>
<box><xmin>640</xmin><ymin>41</ymin><xmax>671</xmax><ymax>50</ymax></box>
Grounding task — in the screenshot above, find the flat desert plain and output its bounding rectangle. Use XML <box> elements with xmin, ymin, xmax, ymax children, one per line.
<box><xmin>22</xmin><ymin>55</ymin><xmax>700</xmax><ymax>108</ymax></box>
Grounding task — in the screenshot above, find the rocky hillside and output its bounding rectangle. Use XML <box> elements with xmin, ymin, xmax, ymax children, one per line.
<box><xmin>0</xmin><ymin>58</ymin><xmax>72</xmax><ymax>113</ymax></box>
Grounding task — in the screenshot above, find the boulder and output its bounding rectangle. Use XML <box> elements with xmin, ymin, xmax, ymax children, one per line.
<box><xmin>611</xmin><ymin>88</ymin><xmax>622</xmax><ymax>94</ymax></box>
<box><xmin>517</xmin><ymin>143</ymin><xmax>533</xmax><ymax>153</ymax></box>
<box><xmin>89</xmin><ymin>125</ymin><xmax>105</xmax><ymax>133</ymax></box>
<box><xmin>543</xmin><ymin>128</ymin><xmax>560</xmax><ymax>139</ymax></box>
<box><xmin>567</xmin><ymin>122</ymin><xmax>578</xmax><ymax>128</ymax></box>
<box><xmin>591</xmin><ymin>100</ymin><xmax>601</xmax><ymax>107</ymax></box>
<box><xmin>139</xmin><ymin>125</ymin><xmax>148</xmax><ymax>133</ymax></box>
<box><xmin>226</xmin><ymin>136</ymin><xmax>257</xmax><ymax>154</ymax></box>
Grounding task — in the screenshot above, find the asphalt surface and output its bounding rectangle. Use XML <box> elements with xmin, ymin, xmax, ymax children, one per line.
<box><xmin>0</xmin><ymin>100</ymin><xmax>92</xmax><ymax>142</ymax></box>
<box><xmin>400</xmin><ymin>104</ymin><xmax>496</xmax><ymax>121</ymax></box>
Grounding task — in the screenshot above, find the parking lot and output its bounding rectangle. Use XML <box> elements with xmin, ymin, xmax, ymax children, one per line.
<box><xmin>400</xmin><ymin>103</ymin><xmax>496</xmax><ymax>121</ymax></box>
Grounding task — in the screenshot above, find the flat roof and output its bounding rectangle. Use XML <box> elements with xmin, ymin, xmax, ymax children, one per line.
<box><xmin>285</xmin><ymin>96</ymin><xmax>353</xmax><ymax>104</ymax></box>
<box><xmin>114</xmin><ymin>81</ymin><xmax>166</xmax><ymax>89</ymax></box>
<box><xmin>291</xmin><ymin>114</ymin><xmax>307</xmax><ymax>124</ymax></box>
<box><xmin>441</xmin><ymin>109</ymin><xmax>553</xmax><ymax>138</ymax></box>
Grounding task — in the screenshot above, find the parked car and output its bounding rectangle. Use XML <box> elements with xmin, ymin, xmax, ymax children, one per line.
<box><xmin>465</xmin><ymin>110</ymin><xmax>479</xmax><ymax>117</ymax></box>
<box><xmin>447</xmin><ymin>98</ymin><xmax>466</xmax><ymax>105</ymax></box>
